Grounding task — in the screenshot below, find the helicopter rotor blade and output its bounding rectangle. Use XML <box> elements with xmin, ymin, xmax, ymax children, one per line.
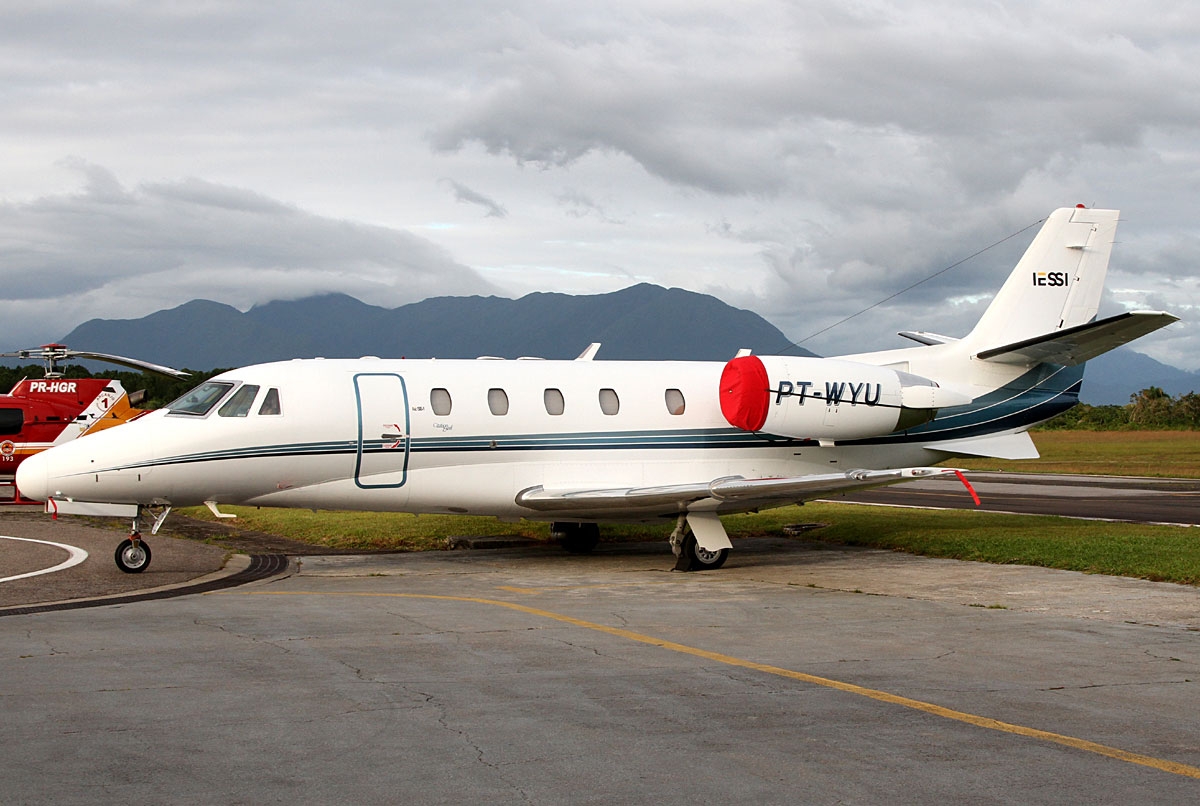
<box><xmin>0</xmin><ymin>348</ymin><xmax>188</xmax><ymax>378</ymax></box>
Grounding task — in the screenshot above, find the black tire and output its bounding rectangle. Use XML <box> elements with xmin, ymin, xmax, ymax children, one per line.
<box><xmin>554</xmin><ymin>522</ymin><xmax>600</xmax><ymax>554</ymax></box>
<box><xmin>678</xmin><ymin>534</ymin><xmax>728</xmax><ymax>571</ymax></box>
<box><xmin>115</xmin><ymin>538</ymin><xmax>151</xmax><ymax>573</ymax></box>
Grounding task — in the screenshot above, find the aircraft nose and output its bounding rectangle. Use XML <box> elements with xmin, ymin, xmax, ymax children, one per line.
<box><xmin>15</xmin><ymin>451</ymin><xmax>50</xmax><ymax>503</ymax></box>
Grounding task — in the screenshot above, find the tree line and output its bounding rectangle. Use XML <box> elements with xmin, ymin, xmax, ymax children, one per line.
<box><xmin>1039</xmin><ymin>387</ymin><xmax>1200</xmax><ymax>430</ymax></box>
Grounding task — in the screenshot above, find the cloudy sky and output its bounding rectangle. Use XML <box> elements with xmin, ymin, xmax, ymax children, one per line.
<box><xmin>2</xmin><ymin>1</ymin><xmax>1197</xmax><ymax>367</ymax></box>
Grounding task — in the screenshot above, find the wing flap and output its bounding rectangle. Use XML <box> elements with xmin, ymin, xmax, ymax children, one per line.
<box><xmin>516</xmin><ymin>466</ymin><xmax>963</xmax><ymax>518</ymax></box>
<box><xmin>975</xmin><ymin>311</ymin><xmax>1178</xmax><ymax>367</ymax></box>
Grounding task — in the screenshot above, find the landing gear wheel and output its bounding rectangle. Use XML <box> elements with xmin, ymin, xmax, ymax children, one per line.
<box><xmin>115</xmin><ymin>538</ymin><xmax>151</xmax><ymax>573</ymax></box>
<box><xmin>553</xmin><ymin>522</ymin><xmax>600</xmax><ymax>554</ymax></box>
<box><xmin>675</xmin><ymin>534</ymin><xmax>729</xmax><ymax>571</ymax></box>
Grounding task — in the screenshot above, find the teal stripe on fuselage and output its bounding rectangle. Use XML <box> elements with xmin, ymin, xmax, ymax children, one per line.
<box><xmin>88</xmin><ymin>365</ymin><xmax>1081</xmax><ymax>473</ymax></box>
<box><xmin>843</xmin><ymin>364</ymin><xmax>1083</xmax><ymax>447</ymax></box>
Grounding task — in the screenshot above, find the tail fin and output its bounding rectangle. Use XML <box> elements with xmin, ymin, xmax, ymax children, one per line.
<box><xmin>965</xmin><ymin>207</ymin><xmax>1119</xmax><ymax>350</ymax></box>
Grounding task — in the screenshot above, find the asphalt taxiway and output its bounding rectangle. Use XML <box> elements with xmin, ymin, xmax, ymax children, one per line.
<box><xmin>841</xmin><ymin>471</ymin><xmax>1200</xmax><ymax>525</ymax></box>
<box><xmin>3</xmin><ymin>491</ymin><xmax>1200</xmax><ymax>803</ymax></box>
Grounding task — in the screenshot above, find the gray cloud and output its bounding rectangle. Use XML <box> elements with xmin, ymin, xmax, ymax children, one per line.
<box><xmin>0</xmin><ymin>1</ymin><xmax>1196</xmax><ymax>368</ymax></box>
<box><xmin>0</xmin><ymin>161</ymin><xmax>498</xmax><ymax>344</ymax></box>
<box><xmin>443</xmin><ymin>179</ymin><xmax>508</xmax><ymax>218</ymax></box>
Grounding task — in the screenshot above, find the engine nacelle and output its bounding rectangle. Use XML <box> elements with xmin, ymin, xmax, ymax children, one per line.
<box><xmin>719</xmin><ymin>355</ymin><xmax>969</xmax><ymax>441</ymax></box>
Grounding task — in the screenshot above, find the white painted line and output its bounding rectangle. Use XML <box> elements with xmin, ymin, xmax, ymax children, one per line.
<box><xmin>0</xmin><ymin>536</ymin><xmax>89</xmax><ymax>583</ymax></box>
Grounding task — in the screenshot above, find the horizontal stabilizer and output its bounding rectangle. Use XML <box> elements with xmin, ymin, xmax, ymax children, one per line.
<box><xmin>975</xmin><ymin>311</ymin><xmax>1178</xmax><ymax>367</ymax></box>
<box><xmin>925</xmin><ymin>431</ymin><xmax>1040</xmax><ymax>460</ymax></box>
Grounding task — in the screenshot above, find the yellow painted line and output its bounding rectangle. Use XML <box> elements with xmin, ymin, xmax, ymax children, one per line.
<box><xmin>497</xmin><ymin>581</ymin><xmax>687</xmax><ymax>595</ymax></box>
<box><xmin>219</xmin><ymin>589</ymin><xmax>1200</xmax><ymax>780</ymax></box>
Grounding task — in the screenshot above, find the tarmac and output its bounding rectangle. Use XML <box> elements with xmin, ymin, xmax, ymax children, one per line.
<box><xmin>845</xmin><ymin>471</ymin><xmax>1200</xmax><ymax>525</ymax></box>
<box><xmin>3</xmin><ymin>499</ymin><xmax>1200</xmax><ymax>803</ymax></box>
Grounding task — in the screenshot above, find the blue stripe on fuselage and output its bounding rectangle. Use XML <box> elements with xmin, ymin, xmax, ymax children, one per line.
<box><xmin>80</xmin><ymin>364</ymin><xmax>1083</xmax><ymax>473</ymax></box>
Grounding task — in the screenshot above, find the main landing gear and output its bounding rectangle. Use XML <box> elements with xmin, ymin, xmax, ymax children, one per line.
<box><xmin>669</xmin><ymin>515</ymin><xmax>729</xmax><ymax>571</ymax></box>
<box><xmin>114</xmin><ymin>505</ymin><xmax>171</xmax><ymax>573</ymax></box>
<box><xmin>552</xmin><ymin>522</ymin><xmax>600</xmax><ymax>554</ymax></box>
<box><xmin>553</xmin><ymin>516</ymin><xmax>729</xmax><ymax>571</ymax></box>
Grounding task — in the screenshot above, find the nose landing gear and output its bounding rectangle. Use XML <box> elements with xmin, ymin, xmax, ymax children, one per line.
<box><xmin>113</xmin><ymin>505</ymin><xmax>171</xmax><ymax>573</ymax></box>
<box><xmin>115</xmin><ymin>534</ymin><xmax>151</xmax><ymax>573</ymax></box>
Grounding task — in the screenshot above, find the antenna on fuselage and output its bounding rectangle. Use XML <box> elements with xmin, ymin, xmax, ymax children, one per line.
<box><xmin>575</xmin><ymin>343</ymin><xmax>601</xmax><ymax>361</ymax></box>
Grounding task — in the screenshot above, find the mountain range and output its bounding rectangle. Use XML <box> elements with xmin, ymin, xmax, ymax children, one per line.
<box><xmin>59</xmin><ymin>284</ymin><xmax>1195</xmax><ymax>406</ymax></box>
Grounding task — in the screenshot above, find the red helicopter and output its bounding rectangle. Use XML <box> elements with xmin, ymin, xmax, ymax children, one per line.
<box><xmin>0</xmin><ymin>344</ymin><xmax>187</xmax><ymax>503</ymax></box>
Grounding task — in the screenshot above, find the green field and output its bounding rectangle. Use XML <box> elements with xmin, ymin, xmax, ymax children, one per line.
<box><xmin>183</xmin><ymin>498</ymin><xmax>1200</xmax><ymax>586</ymax></box>
<box><xmin>178</xmin><ymin>430</ymin><xmax>1200</xmax><ymax>584</ymax></box>
<box><xmin>956</xmin><ymin>430</ymin><xmax>1200</xmax><ymax>477</ymax></box>
<box><xmin>186</xmin><ymin>501</ymin><xmax>1200</xmax><ymax>581</ymax></box>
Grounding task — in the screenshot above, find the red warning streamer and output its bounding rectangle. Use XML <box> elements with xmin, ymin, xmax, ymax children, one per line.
<box><xmin>954</xmin><ymin>470</ymin><xmax>981</xmax><ymax>506</ymax></box>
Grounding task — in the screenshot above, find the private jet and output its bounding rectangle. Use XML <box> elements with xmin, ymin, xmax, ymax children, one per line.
<box><xmin>16</xmin><ymin>207</ymin><xmax>1178</xmax><ymax>572</ymax></box>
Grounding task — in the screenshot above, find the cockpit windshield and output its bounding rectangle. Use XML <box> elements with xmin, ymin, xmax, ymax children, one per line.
<box><xmin>167</xmin><ymin>381</ymin><xmax>236</xmax><ymax>416</ymax></box>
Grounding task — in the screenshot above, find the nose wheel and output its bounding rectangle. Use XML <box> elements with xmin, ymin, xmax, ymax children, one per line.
<box><xmin>115</xmin><ymin>534</ymin><xmax>151</xmax><ymax>573</ymax></box>
<box><xmin>112</xmin><ymin>506</ymin><xmax>170</xmax><ymax>573</ymax></box>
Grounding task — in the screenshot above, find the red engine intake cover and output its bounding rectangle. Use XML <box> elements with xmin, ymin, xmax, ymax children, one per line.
<box><xmin>719</xmin><ymin>355</ymin><xmax>771</xmax><ymax>432</ymax></box>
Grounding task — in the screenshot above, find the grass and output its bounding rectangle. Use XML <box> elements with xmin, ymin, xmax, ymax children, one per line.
<box><xmin>182</xmin><ymin>499</ymin><xmax>1200</xmax><ymax>585</ymax></box>
<box><xmin>177</xmin><ymin>431</ymin><xmax>1200</xmax><ymax>583</ymax></box>
<box><xmin>955</xmin><ymin>430</ymin><xmax>1200</xmax><ymax>478</ymax></box>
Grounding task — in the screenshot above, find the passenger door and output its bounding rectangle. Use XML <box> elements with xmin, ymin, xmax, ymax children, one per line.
<box><xmin>353</xmin><ymin>373</ymin><xmax>409</xmax><ymax>489</ymax></box>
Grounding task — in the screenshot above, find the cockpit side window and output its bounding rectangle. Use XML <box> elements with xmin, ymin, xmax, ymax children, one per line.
<box><xmin>218</xmin><ymin>384</ymin><xmax>261</xmax><ymax>418</ymax></box>
<box><xmin>258</xmin><ymin>388</ymin><xmax>282</xmax><ymax>416</ymax></box>
<box><xmin>167</xmin><ymin>381</ymin><xmax>235</xmax><ymax>416</ymax></box>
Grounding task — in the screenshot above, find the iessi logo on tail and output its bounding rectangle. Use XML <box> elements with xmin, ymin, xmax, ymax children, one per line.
<box><xmin>1033</xmin><ymin>271</ymin><xmax>1070</xmax><ymax>287</ymax></box>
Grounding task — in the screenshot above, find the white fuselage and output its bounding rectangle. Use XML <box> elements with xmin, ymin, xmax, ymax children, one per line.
<box><xmin>17</xmin><ymin>356</ymin><xmax>947</xmax><ymax>521</ymax></box>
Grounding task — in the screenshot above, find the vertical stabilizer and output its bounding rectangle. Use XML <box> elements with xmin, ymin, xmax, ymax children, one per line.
<box><xmin>964</xmin><ymin>207</ymin><xmax>1119</xmax><ymax>350</ymax></box>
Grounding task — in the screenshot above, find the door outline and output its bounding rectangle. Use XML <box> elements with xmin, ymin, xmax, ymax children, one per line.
<box><xmin>354</xmin><ymin>373</ymin><xmax>410</xmax><ymax>489</ymax></box>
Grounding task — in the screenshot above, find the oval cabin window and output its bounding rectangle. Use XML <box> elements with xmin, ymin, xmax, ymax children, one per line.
<box><xmin>544</xmin><ymin>388</ymin><xmax>565</xmax><ymax>415</ymax></box>
<box><xmin>430</xmin><ymin>388</ymin><xmax>452</xmax><ymax>416</ymax></box>
<box><xmin>488</xmin><ymin>388</ymin><xmax>509</xmax><ymax>416</ymax></box>
<box><xmin>598</xmin><ymin>388</ymin><xmax>619</xmax><ymax>415</ymax></box>
<box><xmin>665</xmin><ymin>388</ymin><xmax>685</xmax><ymax>415</ymax></box>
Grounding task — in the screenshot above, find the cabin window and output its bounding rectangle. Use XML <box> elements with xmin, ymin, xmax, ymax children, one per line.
<box><xmin>167</xmin><ymin>381</ymin><xmax>235</xmax><ymax>416</ymax></box>
<box><xmin>544</xmin><ymin>388</ymin><xmax>565</xmax><ymax>415</ymax></box>
<box><xmin>488</xmin><ymin>388</ymin><xmax>509</xmax><ymax>416</ymax></box>
<box><xmin>0</xmin><ymin>408</ymin><xmax>23</xmax><ymax>435</ymax></box>
<box><xmin>599</xmin><ymin>388</ymin><xmax>619</xmax><ymax>415</ymax></box>
<box><xmin>258</xmin><ymin>388</ymin><xmax>282</xmax><ymax>416</ymax></box>
<box><xmin>430</xmin><ymin>388</ymin><xmax>452</xmax><ymax>416</ymax></box>
<box><xmin>665</xmin><ymin>388</ymin><xmax>686</xmax><ymax>415</ymax></box>
<box><xmin>218</xmin><ymin>385</ymin><xmax>261</xmax><ymax>418</ymax></box>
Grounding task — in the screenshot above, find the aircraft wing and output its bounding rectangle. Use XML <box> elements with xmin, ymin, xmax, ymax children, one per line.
<box><xmin>975</xmin><ymin>310</ymin><xmax>1178</xmax><ymax>367</ymax></box>
<box><xmin>516</xmin><ymin>466</ymin><xmax>964</xmax><ymax>519</ymax></box>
